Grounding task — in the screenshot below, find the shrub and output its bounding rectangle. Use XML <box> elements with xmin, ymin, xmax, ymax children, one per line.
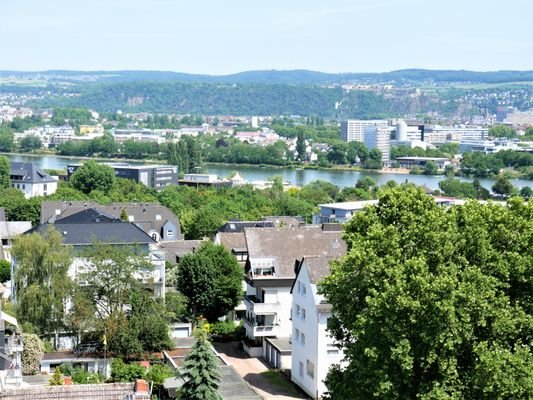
<box><xmin>210</xmin><ymin>320</ymin><xmax>237</xmax><ymax>336</ymax></box>
<box><xmin>0</xmin><ymin>259</ymin><xmax>11</xmax><ymax>283</ymax></box>
<box><xmin>49</xmin><ymin>367</ymin><xmax>63</xmax><ymax>386</ymax></box>
<box><xmin>22</xmin><ymin>333</ymin><xmax>44</xmax><ymax>375</ymax></box>
<box><xmin>110</xmin><ymin>359</ymin><xmax>146</xmax><ymax>382</ymax></box>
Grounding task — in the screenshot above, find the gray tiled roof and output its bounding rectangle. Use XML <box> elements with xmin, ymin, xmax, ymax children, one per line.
<box><xmin>9</xmin><ymin>162</ymin><xmax>57</xmax><ymax>184</ymax></box>
<box><xmin>159</xmin><ymin>239</ymin><xmax>206</xmax><ymax>263</ymax></box>
<box><xmin>304</xmin><ymin>256</ymin><xmax>333</xmax><ymax>284</ymax></box>
<box><xmin>31</xmin><ymin>222</ymin><xmax>155</xmax><ymax>246</ymax></box>
<box><xmin>245</xmin><ymin>226</ymin><xmax>346</xmax><ymax>278</ymax></box>
<box><xmin>217</xmin><ymin>232</ymin><xmax>247</xmax><ymax>253</ymax></box>
<box><xmin>40</xmin><ymin>201</ymin><xmax>182</xmax><ymax>239</ymax></box>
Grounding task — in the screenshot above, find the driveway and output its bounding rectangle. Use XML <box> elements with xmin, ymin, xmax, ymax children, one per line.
<box><xmin>214</xmin><ymin>341</ymin><xmax>307</xmax><ymax>400</ymax></box>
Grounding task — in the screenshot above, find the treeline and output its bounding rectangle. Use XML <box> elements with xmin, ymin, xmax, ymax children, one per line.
<box><xmin>461</xmin><ymin>150</ymin><xmax>533</xmax><ymax>178</ymax></box>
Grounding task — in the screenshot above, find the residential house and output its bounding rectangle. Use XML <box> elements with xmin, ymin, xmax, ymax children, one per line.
<box><xmin>291</xmin><ymin>256</ymin><xmax>344</xmax><ymax>399</ymax></box>
<box><xmin>23</xmin><ymin>212</ymin><xmax>165</xmax><ymax>299</ymax></box>
<box><xmin>9</xmin><ymin>162</ymin><xmax>58</xmax><ymax>198</ymax></box>
<box><xmin>243</xmin><ymin>226</ymin><xmax>346</xmax><ymax>364</ymax></box>
<box><xmin>40</xmin><ymin>201</ymin><xmax>183</xmax><ymax>242</ymax></box>
<box><xmin>313</xmin><ymin>200</ymin><xmax>379</xmax><ymax>224</ymax></box>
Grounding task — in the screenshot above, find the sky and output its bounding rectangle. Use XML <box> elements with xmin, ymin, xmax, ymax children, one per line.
<box><xmin>1</xmin><ymin>0</ymin><xmax>532</xmax><ymax>74</ymax></box>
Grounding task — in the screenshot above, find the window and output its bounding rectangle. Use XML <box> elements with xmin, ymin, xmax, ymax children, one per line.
<box><xmin>155</xmin><ymin>214</ymin><xmax>162</xmax><ymax>220</ymax></box>
<box><xmin>43</xmin><ymin>184</ymin><xmax>47</xmax><ymax>191</ymax></box>
<box><xmin>327</xmin><ymin>344</ymin><xmax>339</xmax><ymax>356</ymax></box>
<box><xmin>294</xmin><ymin>328</ymin><xmax>300</xmax><ymax>342</ymax></box>
<box><xmin>299</xmin><ymin>361</ymin><xmax>304</xmax><ymax>377</ymax></box>
<box><xmin>301</xmin><ymin>308</ymin><xmax>306</xmax><ymax>320</ymax></box>
<box><xmin>301</xmin><ymin>333</ymin><xmax>305</xmax><ymax>345</ymax></box>
<box><xmin>167</xmin><ymin>230</ymin><xmax>174</xmax><ymax>237</ymax></box>
<box><xmin>22</xmin><ymin>184</ymin><xmax>25</xmax><ymax>190</ymax></box>
<box><xmin>306</xmin><ymin>359</ymin><xmax>315</xmax><ymax>378</ymax></box>
<box><xmin>295</xmin><ymin>304</ymin><xmax>301</xmax><ymax>317</ymax></box>
<box><xmin>301</xmin><ymin>284</ymin><xmax>306</xmax><ymax>295</ymax></box>
<box><xmin>128</xmin><ymin>215</ymin><xmax>135</xmax><ymax>222</ymax></box>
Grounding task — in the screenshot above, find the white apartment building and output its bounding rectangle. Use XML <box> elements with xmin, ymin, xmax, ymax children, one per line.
<box><xmin>423</xmin><ymin>126</ymin><xmax>488</xmax><ymax>144</ymax></box>
<box><xmin>340</xmin><ymin>119</ymin><xmax>388</xmax><ymax>142</ymax></box>
<box><xmin>291</xmin><ymin>256</ymin><xmax>344</xmax><ymax>399</ymax></box>
<box><xmin>243</xmin><ymin>226</ymin><xmax>346</xmax><ymax>362</ymax></box>
<box><xmin>9</xmin><ymin>162</ymin><xmax>58</xmax><ymax>198</ymax></box>
<box><xmin>364</xmin><ymin>125</ymin><xmax>391</xmax><ymax>166</ymax></box>
<box><xmin>15</xmin><ymin>125</ymin><xmax>75</xmax><ymax>148</ymax></box>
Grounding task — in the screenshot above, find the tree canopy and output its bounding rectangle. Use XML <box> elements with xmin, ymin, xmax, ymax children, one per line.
<box><xmin>70</xmin><ymin>161</ymin><xmax>115</xmax><ymax>194</ymax></box>
<box><xmin>177</xmin><ymin>243</ymin><xmax>242</xmax><ymax>322</ymax></box>
<box><xmin>12</xmin><ymin>228</ymin><xmax>73</xmax><ymax>336</ymax></box>
<box><xmin>321</xmin><ymin>187</ymin><xmax>533</xmax><ymax>399</ymax></box>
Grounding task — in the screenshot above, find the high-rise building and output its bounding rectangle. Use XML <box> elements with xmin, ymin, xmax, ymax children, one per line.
<box><xmin>340</xmin><ymin>119</ymin><xmax>388</xmax><ymax>142</ymax></box>
<box><xmin>364</xmin><ymin>125</ymin><xmax>391</xmax><ymax>166</ymax></box>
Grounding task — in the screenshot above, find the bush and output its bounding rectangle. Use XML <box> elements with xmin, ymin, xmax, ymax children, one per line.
<box><xmin>59</xmin><ymin>363</ymin><xmax>74</xmax><ymax>376</ymax></box>
<box><xmin>210</xmin><ymin>320</ymin><xmax>237</xmax><ymax>336</ymax></box>
<box><xmin>49</xmin><ymin>366</ymin><xmax>63</xmax><ymax>386</ymax></box>
<box><xmin>72</xmin><ymin>367</ymin><xmax>103</xmax><ymax>384</ymax></box>
<box><xmin>22</xmin><ymin>333</ymin><xmax>45</xmax><ymax>375</ymax></box>
<box><xmin>0</xmin><ymin>259</ymin><xmax>11</xmax><ymax>283</ymax></box>
<box><xmin>110</xmin><ymin>359</ymin><xmax>146</xmax><ymax>382</ymax></box>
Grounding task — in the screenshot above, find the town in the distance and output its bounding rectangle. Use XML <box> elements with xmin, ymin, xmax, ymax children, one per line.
<box><xmin>0</xmin><ymin>66</ymin><xmax>531</xmax><ymax>399</ymax></box>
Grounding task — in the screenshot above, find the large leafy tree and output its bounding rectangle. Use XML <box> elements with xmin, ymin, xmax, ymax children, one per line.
<box><xmin>70</xmin><ymin>161</ymin><xmax>115</xmax><ymax>194</ymax></box>
<box><xmin>12</xmin><ymin>228</ymin><xmax>73</xmax><ymax>336</ymax></box>
<box><xmin>321</xmin><ymin>186</ymin><xmax>533</xmax><ymax>399</ymax></box>
<box><xmin>177</xmin><ymin>243</ymin><xmax>242</xmax><ymax>321</ymax></box>
<box><xmin>75</xmin><ymin>242</ymin><xmax>173</xmax><ymax>358</ymax></box>
<box><xmin>179</xmin><ymin>329</ymin><xmax>222</xmax><ymax>400</ymax></box>
<box><xmin>0</xmin><ymin>155</ymin><xmax>10</xmax><ymax>189</ymax></box>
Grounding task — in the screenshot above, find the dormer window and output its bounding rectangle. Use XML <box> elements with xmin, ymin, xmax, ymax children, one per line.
<box><xmin>128</xmin><ymin>215</ymin><xmax>135</xmax><ymax>222</ymax></box>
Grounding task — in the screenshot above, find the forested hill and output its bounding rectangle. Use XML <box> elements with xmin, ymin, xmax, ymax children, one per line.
<box><xmin>32</xmin><ymin>82</ymin><xmax>443</xmax><ymax>117</ymax></box>
<box><xmin>2</xmin><ymin>69</ymin><xmax>532</xmax><ymax>85</ymax></box>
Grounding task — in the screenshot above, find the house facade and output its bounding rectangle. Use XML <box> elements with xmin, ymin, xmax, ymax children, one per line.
<box><xmin>9</xmin><ymin>162</ymin><xmax>58</xmax><ymax>198</ymax></box>
<box><xmin>242</xmin><ymin>226</ymin><xmax>346</xmax><ymax>362</ymax></box>
<box><xmin>21</xmin><ymin>213</ymin><xmax>166</xmax><ymax>299</ymax></box>
<box><xmin>291</xmin><ymin>257</ymin><xmax>344</xmax><ymax>399</ymax></box>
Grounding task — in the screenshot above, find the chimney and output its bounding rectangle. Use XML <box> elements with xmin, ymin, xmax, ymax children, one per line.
<box><xmin>135</xmin><ymin>379</ymin><xmax>149</xmax><ymax>394</ymax></box>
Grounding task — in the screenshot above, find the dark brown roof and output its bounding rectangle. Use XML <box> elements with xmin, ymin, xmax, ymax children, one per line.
<box><xmin>245</xmin><ymin>226</ymin><xmax>346</xmax><ymax>278</ymax></box>
<box><xmin>40</xmin><ymin>201</ymin><xmax>182</xmax><ymax>239</ymax></box>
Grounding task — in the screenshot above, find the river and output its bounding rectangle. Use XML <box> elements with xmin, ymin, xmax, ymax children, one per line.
<box><xmin>3</xmin><ymin>153</ymin><xmax>531</xmax><ymax>191</ymax></box>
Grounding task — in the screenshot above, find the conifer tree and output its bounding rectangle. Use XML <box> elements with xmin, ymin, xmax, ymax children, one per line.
<box><xmin>179</xmin><ymin>329</ymin><xmax>222</xmax><ymax>400</ymax></box>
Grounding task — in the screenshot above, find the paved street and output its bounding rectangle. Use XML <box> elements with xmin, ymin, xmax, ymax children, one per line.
<box><xmin>214</xmin><ymin>341</ymin><xmax>307</xmax><ymax>400</ymax></box>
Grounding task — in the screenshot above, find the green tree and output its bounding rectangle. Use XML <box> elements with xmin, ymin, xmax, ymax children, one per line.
<box><xmin>19</xmin><ymin>135</ymin><xmax>42</xmax><ymax>152</ymax></box>
<box><xmin>492</xmin><ymin>174</ymin><xmax>515</xmax><ymax>196</ymax></box>
<box><xmin>296</xmin><ymin>127</ymin><xmax>306</xmax><ymax>162</ymax></box>
<box><xmin>0</xmin><ymin>188</ymin><xmax>41</xmax><ymax>225</ymax></box>
<box><xmin>177</xmin><ymin>243</ymin><xmax>242</xmax><ymax>321</ymax></box>
<box><xmin>179</xmin><ymin>329</ymin><xmax>222</xmax><ymax>400</ymax></box>
<box><xmin>423</xmin><ymin>160</ymin><xmax>438</xmax><ymax>175</ymax></box>
<box><xmin>70</xmin><ymin>161</ymin><xmax>115</xmax><ymax>194</ymax></box>
<box><xmin>520</xmin><ymin>186</ymin><xmax>533</xmax><ymax>198</ymax></box>
<box><xmin>321</xmin><ymin>187</ymin><xmax>533</xmax><ymax>399</ymax></box>
<box><xmin>0</xmin><ymin>128</ymin><xmax>14</xmax><ymax>152</ymax></box>
<box><xmin>12</xmin><ymin>228</ymin><xmax>73</xmax><ymax>336</ymax></box>
<box><xmin>76</xmin><ymin>242</ymin><xmax>172</xmax><ymax>358</ymax></box>
<box><xmin>0</xmin><ymin>155</ymin><xmax>10</xmax><ymax>189</ymax></box>
<box><xmin>489</xmin><ymin>124</ymin><xmax>517</xmax><ymax>138</ymax></box>
<box><xmin>0</xmin><ymin>259</ymin><xmax>11</xmax><ymax>283</ymax></box>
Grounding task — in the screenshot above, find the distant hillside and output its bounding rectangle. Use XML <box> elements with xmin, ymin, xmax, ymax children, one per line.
<box><xmin>1</xmin><ymin>68</ymin><xmax>532</xmax><ymax>85</ymax></box>
<box><xmin>31</xmin><ymin>81</ymin><xmax>453</xmax><ymax>117</ymax></box>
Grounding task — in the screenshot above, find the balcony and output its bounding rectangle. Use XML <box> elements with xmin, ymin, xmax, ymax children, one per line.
<box><xmin>244</xmin><ymin>295</ymin><xmax>279</xmax><ymax>315</ymax></box>
<box><xmin>244</xmin><ymin>318</ymin><xmax>280</xmax><ymax>337</ymax></box>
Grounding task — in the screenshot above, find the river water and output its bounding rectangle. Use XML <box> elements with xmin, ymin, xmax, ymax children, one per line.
<box><xmin>3</xmin><ymin>153</ymin><xmax>531</xmax><ymax>190</ymax></box>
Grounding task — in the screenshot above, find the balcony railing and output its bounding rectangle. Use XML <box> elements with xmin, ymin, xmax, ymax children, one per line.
<box><xmin>244</xmin><ymin>296</ymin><xmax>280</xmax><ymax>314</ymax></box>
<box><xmin>244</xmin><ymin>317</ymin><xmax>279</xmax><ymax>337</ymax></box>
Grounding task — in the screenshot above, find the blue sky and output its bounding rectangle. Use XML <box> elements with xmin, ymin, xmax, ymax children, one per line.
<box><xmin>2</xmin><ymin>0</ymin><xmax>532</xmax><ymax>73</ymax></box>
